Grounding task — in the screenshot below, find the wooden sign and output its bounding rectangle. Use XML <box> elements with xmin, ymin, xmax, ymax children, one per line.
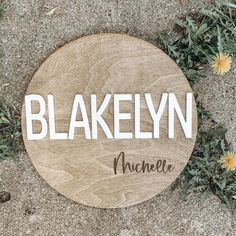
<box><xmin>21</xmin><ymin>34</ymin><xmax>197</xmax><ymax>208</ymax></box>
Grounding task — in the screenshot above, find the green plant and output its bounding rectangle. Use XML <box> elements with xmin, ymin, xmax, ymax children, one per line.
<box><xmin>178</xmin><ymin>104</ymin><xmax>236</xmax><ymax>210</ymax></box>
<box><xmin>159</xmin><ymin>0</ymin><xmax>236</xmax><ymax>83</ymax></box>
<box><xmin>159</xmin><ymin>0</ymin><xmax>236</xmax><ymax>211</ymax></box>
<box><xmin>0</xmin><ymin>103</ymin><xmax>22</xmax><ymax>160</ymax></box>
<box><xmin>0</xmin><ymin>3</ymin><xmax>5</xmax><ymax>17</ymax></box>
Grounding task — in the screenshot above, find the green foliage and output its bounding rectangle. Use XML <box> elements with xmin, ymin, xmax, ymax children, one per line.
<box><xmin>0</xmin><ymin>3</ymin><xmax>21</xmax><ymax>160</ymax></box>
<box><xmin>0</xmin><ymin>3</ymin><xmax>5</xmax><ymax>17</ymax></box>
<box><xmin>178</xmin><ymin>104</ymin><xmax>236</xmax><ymax>211</ymax></box>
<box><xmin>159</xmin><ymin>0</ymin><xmax>236</xmax><ymax>83</ymax></box>
<box><xmin>159</xmin><ymin>0</ymin><xmax>236</xmax><ymax>211</ymax></box>
<box><xmin>0</xmin><ymin>103</ymin><xmax>22</xmax><ymax>160</ymax></box>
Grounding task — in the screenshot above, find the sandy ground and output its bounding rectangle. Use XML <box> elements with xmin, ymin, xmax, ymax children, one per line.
<box><xmin>194</xmin><ymin>61</ymin><xmax>236</xmax><ymax>145</ymax></box>
<box><xmin>1</xmin><ymin>0</ymin><xmax>236</xmax><ymax>235</ymax></box>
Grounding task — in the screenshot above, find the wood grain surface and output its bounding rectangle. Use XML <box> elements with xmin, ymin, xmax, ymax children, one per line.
<box><xmin>21</xmin><ymin>34</ymin><xmax>197</xmax><ymax>208</ymax></box>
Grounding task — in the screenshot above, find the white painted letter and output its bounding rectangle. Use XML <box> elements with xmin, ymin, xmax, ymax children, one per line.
<box><xmin>135</xmin><ymin>94</ymin><xmax>152</xmax><ymax>139</ymax></box>
<box><xmin>48</xmin><ymin>95</ymin><xmax>67</xmax><ymax>140</ymax></box>
<box><xmin>168</xmin><ymin>93</ymin><xmax>192</xmax><ymax>138</ymax></box>
<box><xmin>91</xmin><ymin>94</ymin><xmax>113</xmax><ymax>139</ymax></box>
<box><xmin>69</xmin><ymin>95</ymin><xmax>91</xmax><ymax>139</ymax></box>
<box><xmin>145</xmin><ymin>93</ymin><xmax>168</xmax><ymax>138</ymax></box>
<box><xmin>114</xmin><ymin>94</ymin><xmax>132</xmax><ymax>139</ymax></box>
<box><xmin>25</xmin><ymin>94</ymin><xmax>47</xmax><ymax>140</ymax></box>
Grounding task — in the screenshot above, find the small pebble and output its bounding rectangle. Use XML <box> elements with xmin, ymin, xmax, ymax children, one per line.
<box><xmin>0</xmin><ymin>191</ymin><xmax>11</xmax><ymax>203</ymax></box>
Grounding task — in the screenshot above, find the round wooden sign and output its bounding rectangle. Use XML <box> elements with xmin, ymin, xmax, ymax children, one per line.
<box><xmin>22</xmin><ymin>34</ymin><xmax>197</xmax><ymax>208</ymax></box>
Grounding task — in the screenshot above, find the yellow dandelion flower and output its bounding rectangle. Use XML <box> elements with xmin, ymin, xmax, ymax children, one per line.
<box><xmin>220</xmin><ymin>152</ymin><xmax>236</xmax><ymax>171</ymax></box>
<box><xmin>211</xmin><ymin>53</ymin><xmax>232</xmax><ymax>75</ymax></box>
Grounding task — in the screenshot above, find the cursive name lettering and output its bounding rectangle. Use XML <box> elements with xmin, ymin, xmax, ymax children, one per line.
<box><xmin>113</xmin><ymin>152</ymin><xmax>174</xmax><ymax>175</ymax></box>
